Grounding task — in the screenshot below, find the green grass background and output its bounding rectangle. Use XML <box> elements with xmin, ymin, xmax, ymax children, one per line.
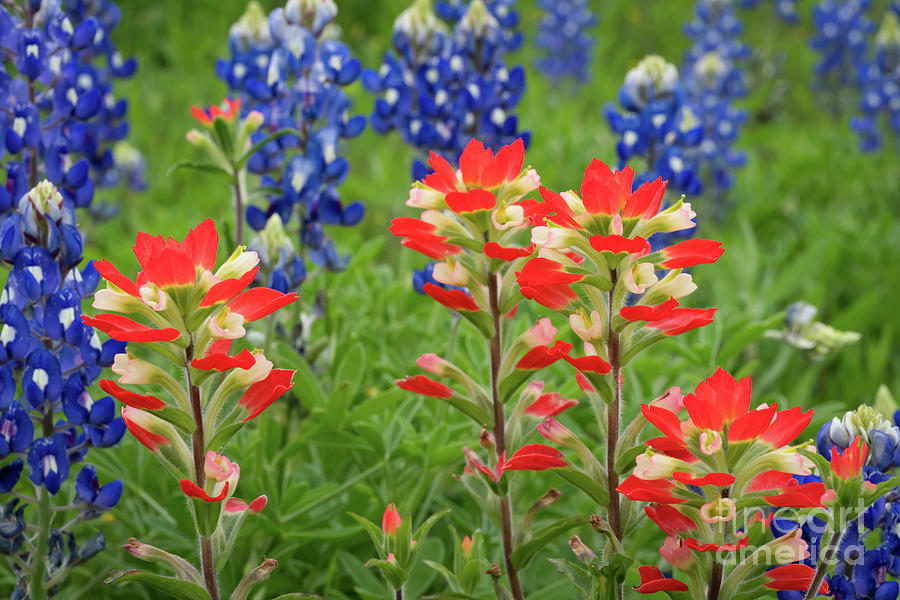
<box><xmin>11</xmin><ymin>0</ymin><xmax>900</xmax><ymax>598</ymax></box>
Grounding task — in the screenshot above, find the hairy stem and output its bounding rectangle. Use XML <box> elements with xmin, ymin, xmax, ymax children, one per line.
<box><xmin>186</xmin><ymin>342</ymin><xmax>220</xmax><ymax>600</ymax></box>
<box><xmin>487</xmin><ymin>270</ymin><xmax>524</xmax><ymax>600</ymax></box>
<box><xmin>606</xmin><ymin>271</ymin><xmax>622</xmax><ymax>542</ymax></box>
<box><xmin>707</xmin><ymin>560</ymin><xmax>722</xmax><ymax>600</ymax></box>
<box><xmin>232</xmin><ymin>168</ymin><xmax>248</xmax><ymax>246</ymax></box>
<box><xmin>803</xmin><ymin>529</ymin><xmax>840</xmax><ymax>600</ymax></box>
<box><xmin>394</xmin><ymin>588</ymin><xmax>403</xmax><ymax>600</ymax></box>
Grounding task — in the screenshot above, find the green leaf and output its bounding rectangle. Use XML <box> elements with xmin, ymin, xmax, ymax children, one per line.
<box><xmin>348</xmin><ymin>512</ymin><xmax>385</xmax><ymax>555</ymax></box>
<box><xmin>509</xmin><ymin>515</ymin><xmax>586</xmax><ymax>570</ymax></box>
<box><xmin>156</xmin><ymin>406</ymin><xmax>197</xmax><ymax>435</ymax></box>
<box><xmin>167</xmin><ymin>161</ymin><xmax>233</xmax><ymax>180</ymax></box>
<box><xmin>555</xmin><ymin>467</ymin><xmax>609</xmax><ymax>506</ymax></box>
<box><xmin>212</xmin><ymin>116</ymin><xmax>234</xmax><ymax>158</ymax></box>
<box><xmin>105</xmin><ymin>570</ymin><xmax>210</xmax><ymax>600</ymax></box>
<box><xmin>205</xmin><ymin>421</ymin><xmax>246</xmax><ymax>454</ymax></box>
<box><xmin>718</xmin><ymin>313</ymin><xmax>783</xmax><ymax>362</ymax></box>
<box><xmin>234</xmin><ymin>129</ymin><xmax>302</xmax><ymax>170</ymax></box>
<box><xmin>422</xmin><ymin>594</ymin><xmax>482</xmax><ymax>600</ymax></box>
<box><xmin>412</xmin><ymin>507</ymin><xmax>451</xmax><ymax>543</ymax></box>
<box><xmin>270</xmin><ymin>595</ymin><xmax>321</xmax><ymax>600</ymax></box>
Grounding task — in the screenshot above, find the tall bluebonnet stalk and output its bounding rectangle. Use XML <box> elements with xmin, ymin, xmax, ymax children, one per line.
<box><xmin>851</xmin><ymin>10</ymin><xmax>900</xmax><ymax>151</ymax></box>
<box><xmin>810</xmin><ymin>0</ymin><xmax>874</xmax><ymax>88</ymax></box>
<box><xmin>0</xmin><ymin>2</ymin><xmax>138</xmax><ymax>597</ymax></box>
<box><xmin>365</xmin><ymin>0</ymin><xmax>528</xmax><ymax>180</ymax></box>
<box><xmin>681</xmin><ymin>0</ymin><xmax>749</xmax><ymax>212</ymax></box>
<box><xmin>215</xmin><ymin>0</ymin><xmax>366</xmax><ymax>292</ymax></box>
<box><xmin>534</xmin><ymin>0</ymin><xmax>596</xmax><ymax>84</ymax></box>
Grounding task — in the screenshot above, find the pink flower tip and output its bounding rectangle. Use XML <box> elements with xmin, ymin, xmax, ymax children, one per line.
<box><xmin>382</xmin><ymin>503</ymin><xmax>402</xmax><ymax>536</ymax></box>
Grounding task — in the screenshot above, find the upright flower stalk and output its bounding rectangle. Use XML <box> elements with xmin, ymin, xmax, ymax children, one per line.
<box><xmin>393</xmin><ymin>139</ymin><xmax>576</xmax><ymax>599</ymax></box>
<box><xmin>86</xmin><ymin>219</ymin><xmax>297</xmax><ymax>599</ymax></box>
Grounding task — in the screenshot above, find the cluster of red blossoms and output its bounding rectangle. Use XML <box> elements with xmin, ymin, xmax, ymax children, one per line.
<box><xmin>617</xmin><ymin>368</ymin><xmax>832</xmax><ymax>595</ymax></box>
<box><xmin>83</xmin><ymin>219</ymin><xmax>297</xmax><ymax>503</ymax></box>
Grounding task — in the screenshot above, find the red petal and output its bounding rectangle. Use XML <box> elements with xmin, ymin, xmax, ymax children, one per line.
<box><xmin>198</xmin><ymin>267</ymin><xmax>260</xmax><ymax>307</ymax></box>
<box><xmin>623</xmin><ymin>177</ymin><xmax>666</xmax><ymax>219</ymax></box>
<box><xmin>180</xmin><ymin>479</ymin><xmax>229</xmax><ymax>502</ymax></box>
<box><xmin>99</xmin><ymin>379</ymin><xmax>166</xmax><ymax>410</ymax></box>
<box><xmin>672</xmin><ymin>472</ymin><xmax>736</xmax><ymax>486</ymax></box>
<box><xmin>647</xmin><ymin>307</ymin><xmax>716</xmax><ymax>336</ymax></box>
<box><xmin>588</xmin><ymin>235</ymin><xmax>650</xmax><ymax>255</ymax></box>
<box><xmin>617</xmin><ymin>475</ymin><xmax>684</xmax><ymax>504</ymax></box>
<box><xmin>641</xmin><ymin>404</ymin><xmax>687</xmax><ymax>446</ymax></box>
<box><xmin>93</xmin><ymin>259</ymin><xmax>140</xmax><ymax>297</ymax></box>
<box><xmin>389</xmin><ymin>217</ymin><xmax>441</xmax><ymax>240</ymax></box>
<box><xmin>516</xmin><ymin>340</ymin><xmax>572</xmax><ymax>370</ymax></box>
<box><xmin>181</xmin><ymin>219</ymin><xmax>219</xmax><ymax>271</ymax></box>
<box><xmin>537</xmin><ymin>186</ymin><xmax>580</xmax><ymax>229</ymax></box>
<box><xmin>747</xmin><ymin>470</ymin><xmax>798</xmax><ymax>493</ymax></box>
<box><xmin>483</xmin><ymin>242</ymin><xmax>534</xmax><ymax>261</ymax></box>
<box><xmin>458</xmin><ymin>139</ymin><xmax>491</xmax><ymax>186</ymax></box>
<box><xmin>82</xmin><ymin>314</ymin><xmax>180</xmax><ymax>343</ymax></box>
<box><xmin>191</xmin><ymin>349</ymin><xmax>257</xmax><ymax>371</ymax></box>
<box><xmin>660</xmin><ymin>238</ymin><xmax>724</xmax><ymax>269</ymax></box>
<box><xmin>524</xmin><ymin>393</ymin><xmax>578</xmax><ymax>418</ymax></box>
<box><xmin>728</xmin><ymin>404</ymin><xmax>778</xmax><ymax>442</ymax></box>
<box><xmin>396</xmin><ymin>375</ymin><xmax>453</xmax><ymax>398</ymax></box>
<box><xmin>563</xmin><ymin>354</ymin><xmax>611</xmax><ymax>374</ymax></box>
<box><xmin>423</xmin><ymin>283</ymin><xmax>480</xmax><ymax>311</ymax></box>
<box><xmin>238</xmin><ymin>369</ymin><xmax>295</xmax><ymax>421</ymax></box>
<box><xmin>121</xmin><ymin>407</ymin><xmax>169</xmax><ymax>450</ymax></box>
<box><xmin>763</xmin><ymin>482</ymin><xmax>826</xmax><ymax>508</ymax></box>
<box><xmin>684</xmin><ymin>535</ymin><xmax>749</xmax><ymax>553</ymax></box>
<box><xmin>644</xmin><ymin>504</ymin><xmax>696</xmax><ymax>536</ymax></box>
<box><xmin>503</xmin><ymin>444</ymin><xmax>567</xmax><ymax>470</ymax></box>
<box><xmin>633</xmin><ymin>565</ymin><xmax>688</xmax><ymax>594</ymax></box>
<box><xmin>445</xmin><ymin>188</ymin><xmax>496</xmax><ymax>213</ymax></box>
<box><xmin>143</xmin><ymin>247</ymin><xmax>197</xmax><ymax>288</ymax></box>
<box><xmin>761</xmin><ymin>406</ymin><xmax>814</xmax><ymax>447</ymax></box>
<box><xmin>402</xmin><ymin>238</ymin><xmax>462</xmax><ymax>260</ymax></box>
<box><xmin>764</xmin><ymin>564</ymin><xmax>828</xmax><ymax>593</ymax></box>
<box><xmin>228</xmin><ymin>287</ymin><xmax>299</xmax><ymax>321</ymax></box>
<box><xmin>424</xmin><ymin>152</ymin><xmax>459</xmax><ymax>192</ymax></box>
<box><xmin>620</xmin><ymin>298</ymin><xmax>679</xmax><ymax>322</ymax></box>
<box><xmin>190</xmin><ymin>106</ymin><xmax>211</xmax><ymax>125</ymax></box>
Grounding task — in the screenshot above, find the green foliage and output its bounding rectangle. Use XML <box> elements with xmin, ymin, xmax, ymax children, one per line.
<box><xmin>28</xmin><ymin>0</ymin><xmax>899</xmax><ymax>598</ymax></box>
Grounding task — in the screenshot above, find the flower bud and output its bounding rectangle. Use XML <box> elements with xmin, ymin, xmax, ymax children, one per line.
<box><xmin>537</xmin><ymin>417</ymin><xmax>577</xmax><ymax>446</ymax></box>
<box><xmin>651</xmin><ymin>387</ymin><xmax>683</xmax><ymax>412</ymax></box>
<box><xmin>699</xmin><ymin>430</ymin><xmax>723</xmax><ymax>455</ymax></box>
<box><xmin>767</xmin><ymin>529</ymin><xmax>810</xmax><ymax>564</ymax></box>
<box><xmin>461</xmin><ymin>535</ymin><xmax>474</xmax><ymax>557</ymax></box>
<box><xmin>382</xmin><ymin>503</ymin><xmax>402</xmax><ymax>536</ymax></box>
<box><xmin>416</xmin><ymin>353</ymin><xmax>450</xmax><ymax>377</ymax></box>
<box><xmin>700</xmin><ymin>497</ymin><xmax>735</xmax><ymax>524</ymax></box>
<box><xmin>492</xmin><ymin>204</ymin><xmax>524</xmax><ymax>230</ymax></box>
<box><xmin>205</xmin><ymin>451</ymin><xmax>237</xmax><ymax>482</ymax></box>
<box><xmin>660</xmin><ymin>536</ymin><xmax>693</xmax><ymax>571</ymax></box>
<box><xmin>623</xmin><ymin>262</ymin><xmax>658</xmax><ymax>294</ymax></box>
<box><xmin>432</xmin><ymin>260</ymin><xmax>469</xmax><ymax>286</ymax></box>
<box><xmin>569</xmin><ymin>310</ymin><xmax>603</xmax><ymax>342</ymax></box>
<box><xmin>520</xmin><ymin>318</ymin><xmax>557</xmax><ymax>348</ymax></box>
<box><xmin>568</xmin><ymin>535</ymin><xmax>596</xmax><ymax>562</ymax></box>
<box><xmin>479</xmin><ymin>429</ymin><xmax>495</xmax><ymax>449</ymax></box>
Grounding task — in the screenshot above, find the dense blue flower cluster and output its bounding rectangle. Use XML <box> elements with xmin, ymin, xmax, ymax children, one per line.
<box><xmin>364</xmin><ymin>0</ymin><xmax>528</xmax><ymax>180</ymax></box>
<box><xmin>681</xmin><ymin>0</ymin><xmax>749</xmax><ymax>205</ymax></box>
<box><xmin>534</xmin><ymin>0</ymin><xmax>596</xmax><ymax>84</ymax></box>
<box><xmin>739</xmin><ymin>0</ymin><xmax>800</xmax><ymax>24</ymax></box>
<box><xmin>0</xmin><ymin>0</ymin><xmax>140</xmax><ymax>221</ymax></box>
<box><xmin>215</xmin><ymin>0</ymin><xmax>366</xmax><ymax>288</ymax></box>
<box><xmin>810</xmin><ymin>0</ymin><xmax>874</xmax><ymax>84</ymax></box>
<box><xmin>774</xmin><ymin>405</ymin><xmax>900</xmax><ymax>600</ymax></box>
<box><xmin>851</xmin><ymin>11</ymin><xmax>900</xmax><ymax>151</ymax></box>
<box><xmin>605</xmin><ymin>54</ymin><xmax>702</xmax><ymax>195</ymax></box>
<box><xmin>1</xmin><ymin>181</ymin><xmax>125</xmax><ymax>594</ymax></box>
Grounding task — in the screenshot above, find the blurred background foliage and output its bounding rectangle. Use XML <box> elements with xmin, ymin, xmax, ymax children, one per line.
<box><xmin>43</xmin><ymin>0</ymin><xmax>900</xmax><ymax>598</ymax></box>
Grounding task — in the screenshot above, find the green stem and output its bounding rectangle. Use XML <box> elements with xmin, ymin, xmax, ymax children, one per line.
<box><xmin>487</xmin><ymin>270</ymin><xmax>524</xmax><ymax>600</ymax></box>
<box><xmin>232</xmin><ymin>168</ymin><xmax>248</xmax><ymax>246</ymax></box>
<box><xmin>803</xmin><ymin>529</ymin><xmax>840</xmax><ymax>600</ymax></box>
<box><xmin>186</xmin><ymin>342</ymin><xmax>220</xmax><ymax>600</ymax></box>
<box><xmin>29</xmin><ymin>487</ymin><xmax>52</xmax><ymax>600</ymax></box>
<box><xmin>606</xmin><ymin>270</ymin><xmax>622</xmax><ymax>542</ymax></box>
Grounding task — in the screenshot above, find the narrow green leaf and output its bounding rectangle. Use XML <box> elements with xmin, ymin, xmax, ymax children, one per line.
<box><xmin>509</xmin><ymin>516</ymin><xmax>586</xmax><ymax>570</ymax></box>
<box><xmin>105</xmin><ymin>570</ymin><xmax>210</xmax><ymax>600</ymax></box>
<box><xmin>167</xmin><ymin>161</ymin><xmax>234</xmax><ymax>180</ymax></box>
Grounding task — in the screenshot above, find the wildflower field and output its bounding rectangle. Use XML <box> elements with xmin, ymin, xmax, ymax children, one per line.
<box><xmin>1</xmin><ymin>0</ymin><xmax>900</xmax><ymax>599</ymax></box>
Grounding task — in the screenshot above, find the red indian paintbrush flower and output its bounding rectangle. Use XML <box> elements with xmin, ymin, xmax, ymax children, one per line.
<box><xmin>382</xmin><ymin>504</ymin><xmax>402</xmax><ymax>536</ymax></box>
<box><xmin>191</xmin><ymin>98</ymin><xmax>241</xmax><ymax>126</ymax></box>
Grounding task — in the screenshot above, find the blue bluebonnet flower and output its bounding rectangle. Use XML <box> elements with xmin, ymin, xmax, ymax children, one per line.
<box><xmin>810</xmin><ymin>0</ymin><xmax>874</xmax><ymax>85</ymax></box>
<box><xmin>0</xmin><ymin>0</ymin><xmax>141</xmax><ymax>222</ymax></box>
<box><xmin>738</xmin><ymin>0</ymin><xmax>800</xmax><ymax>25</ymax></box>
<box><xmin>851</xmin><ymin>11</ymin><xmax>900</xmax><ymax>151</ymax></box>
<box><xmin>364</xmin><ymin>0</ymin><xmax>529</xmax><ymax>179</ymax></box>
<box><xmin>216</xmin><ymin>0</ymin><xmax>366</xmax><ymax>286</ymax></box>
<box><xmin>1</xmin><ymin>180</ymin><xmax>124</xmax><ymax>594</ymax></box>
<box><xmin>533</xmin><ymin>0</ymin><xmax>596</xmax><ymax>84</ymax></box>
<box><xmin>605</xmin><ymin>55</ymin><xmax>703</xmax><ymax>194</ymax></box>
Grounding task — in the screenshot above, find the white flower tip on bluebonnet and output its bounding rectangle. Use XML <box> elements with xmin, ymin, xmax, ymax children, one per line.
<box><xmin>625</xmin><ymin>55</ymin><xmax>679</xmax><ymax>100</ymax></box>
<box><xmin>394</xmin><ymin>0</ymin><xmax>448</xmax><ymax>45</ymax></box>
<box><xmin>18</xmin><ymin>180</ymin><xmax>64</xmax><ymax>222</ymax></box>
<box><xmin>694</xmin><ymin>51</ymin><xmax>729</xmax><ymax>81</ymax></box>
<box><xmin>229</xmin><ymin>1</ymin><xmax>273</xmax><ymax>51</ymax></box>
<box><xmin>877</xmin><ymin>11</ymin><xmax>900</xmax><ymax>48</ymax></box>
<box><xmin>459</xmin><ymin>0</ymin><xmax>500</xmax><ymax>36</ymax></box>
<box><xmin>249</xmin><ymin>213</ymin><xmax>297</xmax><ymax>267</ymax></box>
